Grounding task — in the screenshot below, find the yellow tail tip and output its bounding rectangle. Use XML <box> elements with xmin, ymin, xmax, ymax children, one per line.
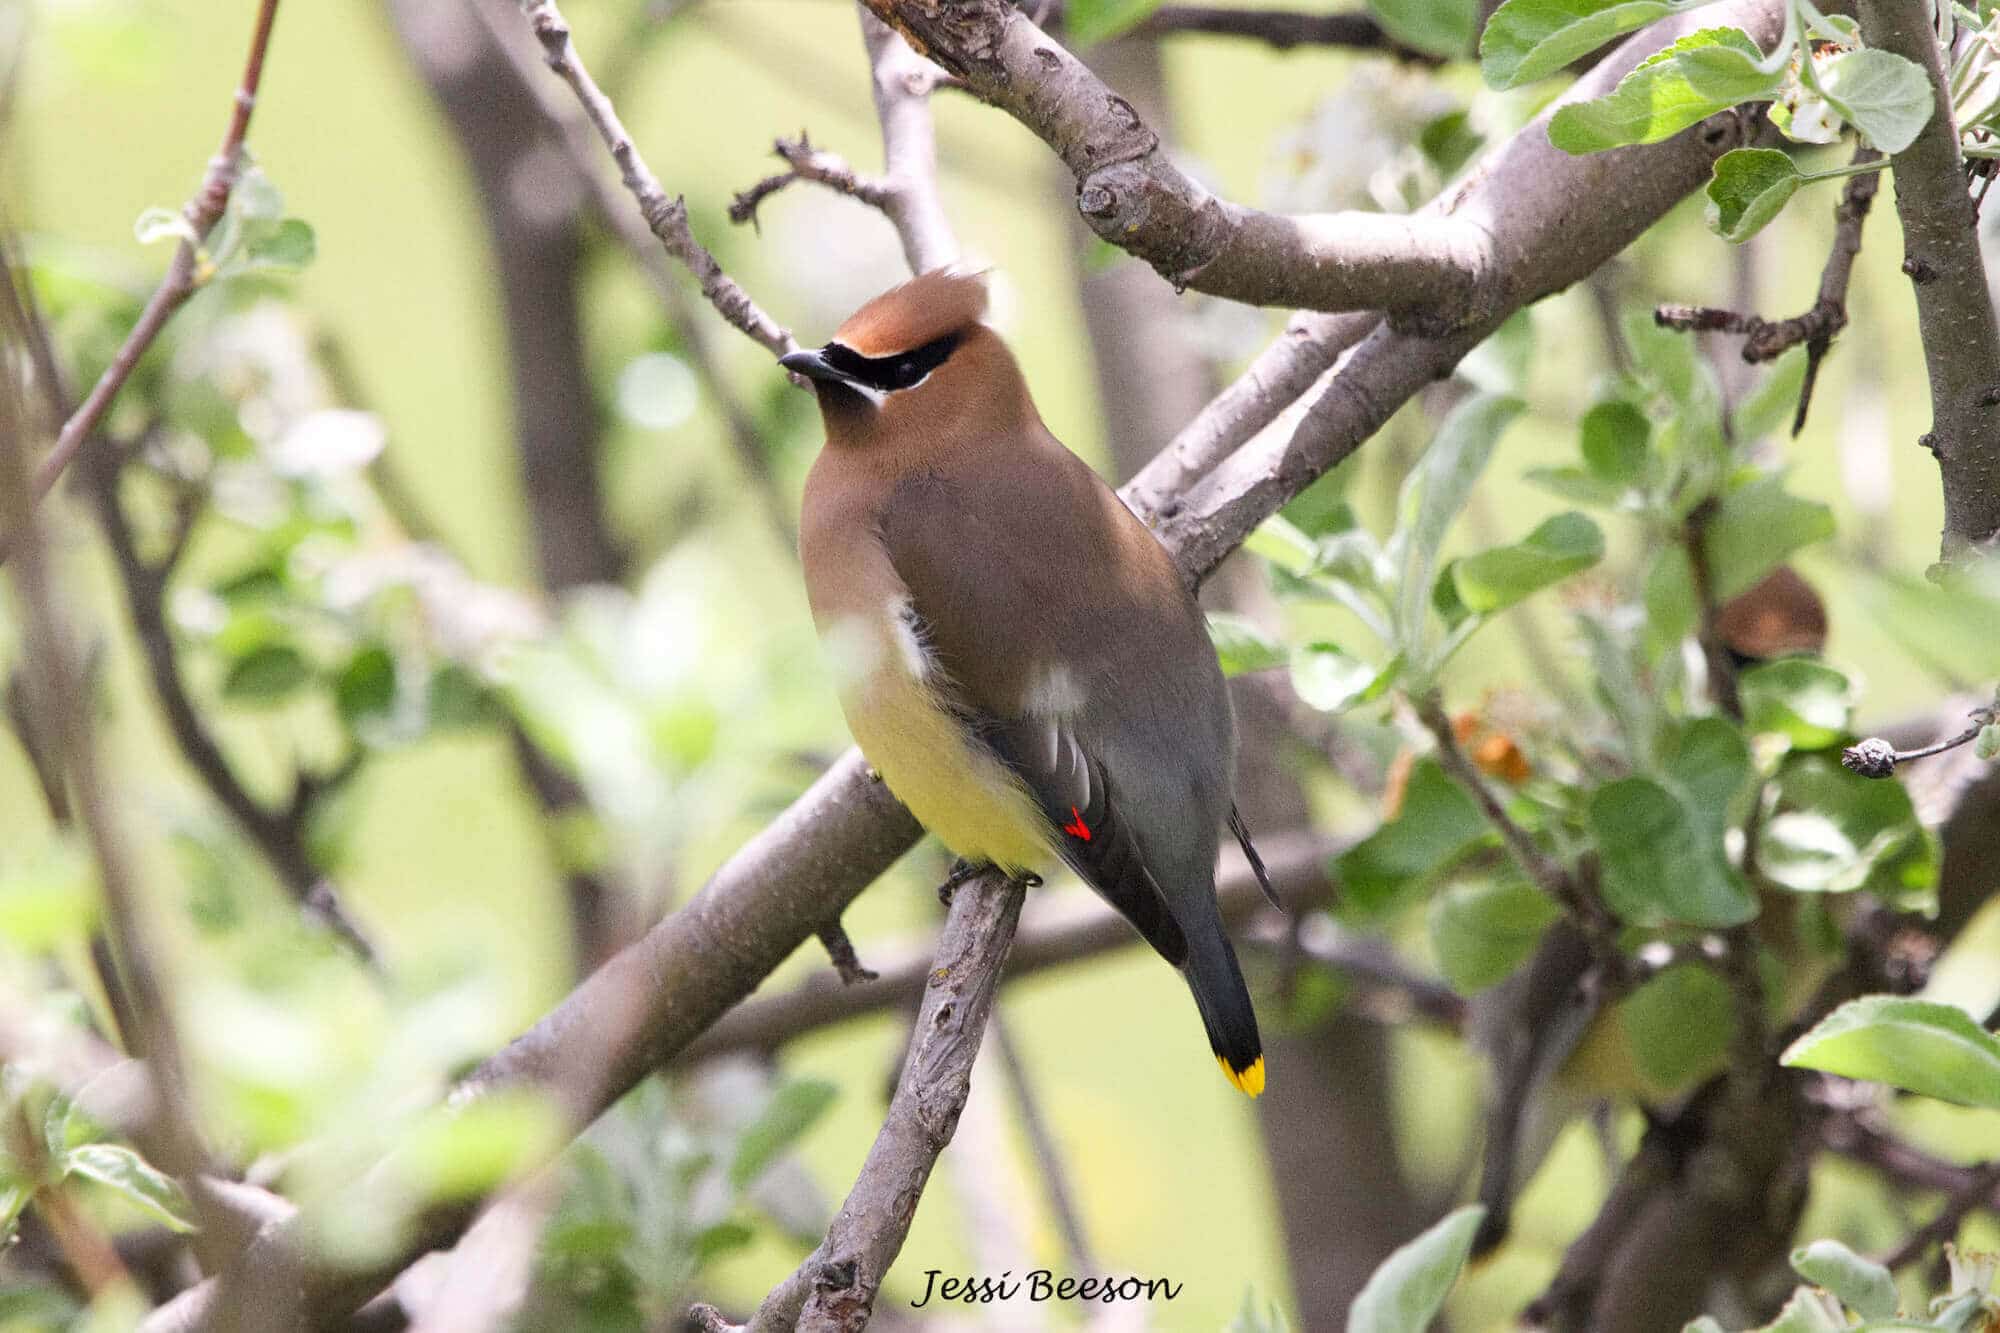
<box><xmin>1217</xmin><ymin>1054</ymin><xmax>1265</xmax><ymax>1098</ymax></box>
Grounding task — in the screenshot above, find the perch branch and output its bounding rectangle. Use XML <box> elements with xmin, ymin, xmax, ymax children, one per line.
<box><xmin>750</xmin><ymin>869</ymin><xmax>1027</xmax><ymax>1332</ymax></box>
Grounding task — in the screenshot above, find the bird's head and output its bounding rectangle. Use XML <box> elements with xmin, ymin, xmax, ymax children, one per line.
<box><xmin>780</xmin><ymin>268</ymin><xmax>1027</xmax><ymax>444</ymax></box>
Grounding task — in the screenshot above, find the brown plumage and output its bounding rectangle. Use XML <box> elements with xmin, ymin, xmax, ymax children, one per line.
<box><xmin>785</xmin><ymin>269</ymin><xmax>1267</xmax><ymax>1096</ymax></box>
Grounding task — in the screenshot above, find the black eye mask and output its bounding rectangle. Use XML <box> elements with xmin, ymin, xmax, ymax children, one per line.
<box><xmin>822</xmin><ymin>332</ymin><xmax>962</xmax><ymax>392</ymax></box>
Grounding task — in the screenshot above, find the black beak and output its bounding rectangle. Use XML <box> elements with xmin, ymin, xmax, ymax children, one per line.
<box><xmin>779</xmin><ymin>347</ymin><xmax>851</xmax><ymax>385</ymax></box>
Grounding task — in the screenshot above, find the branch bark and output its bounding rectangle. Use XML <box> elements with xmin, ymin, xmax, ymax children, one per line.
<box><xmin>867</xmin><ymin>0</ymin><xmax>1491</xmax><ymax>325</ymax></box>
<box><xmin>6</xmin><ymin>0</ymin><xmax>282</xmax><ymax>537</ymax></box>
<box><xmin>747</xmin><ymin>871</ymin><xmax>1026</xmax><ymax>1332</ymax></box>
<box><xmin>1855</xmin><ymin>0</ymin><xmax>2000</xmax><ymax>560</ymax></box>
<box><xmin>514</xmin><ymin>0</ymin><xmax>797</xmax><ymax>357</ymax></box>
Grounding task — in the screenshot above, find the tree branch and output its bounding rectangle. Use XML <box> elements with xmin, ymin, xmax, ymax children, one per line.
<box><xmin>748</xmin><ymin>869</ymin><xmax>1026</xmax><ymax>1332</ymax></box>
<box><xmin>7</xmin><ymin>0</ymin><xmax>282</xmax><ymax>535</ymax></box>
<box><xmin>1855</xmin><ymin>0</ymin><xmax>2000</xmax><ymax>561</ymax></box>
<box><xmin>1655</xmin><ymin>147</ymin><xmax>1880</xmax><ymax>434</ymax></box>
<box><xmin>1132</xmin><ymin>4</ymin><xmax>1444</xmax><ymax>63</ymax></box>
<box><xmin>80</xmin><ymin>443</ymin><xmax>379</xmax><ymax>964</ymax></box>
<box><xmin>863</xmin><ymin>0</ymin><xmax>1492</xmax><ymax>326</ymax></box>
<box><xmin>451</xmin><ymin>0</ymin><xmax>798</xmax><ymax>549</ymax></box>
<box><xmin>513</xmin><ymin>0</ymin><xmax>797</xmax><ymax>357</ymax></box>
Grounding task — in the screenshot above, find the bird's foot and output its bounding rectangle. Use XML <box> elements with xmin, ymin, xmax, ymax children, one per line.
<box><xmin>937</xmin><ymin>858</ymin><xmax>983</xmax><ymax>906</ymax></box>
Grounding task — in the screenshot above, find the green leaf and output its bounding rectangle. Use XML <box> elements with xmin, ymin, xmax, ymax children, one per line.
<box><xmin>1706</xmin><ymin>148</ymin><xmax>1804</xmax><ymax>242</ymax></box>
<box><xmin>334</xmin><ymin>646</ymin><xmax>397</xmax><ymax>730</ymax></box>
<box><xmin>241</xmin><ymin>217</ymin><xmax>316</xmax><ymax>271</ymax></box>
<box><xmin>1740</xmin><ymin>660</ymin><xmax>1852</xmax><ymax>750</ymax></box>
<box><xmin>1549</xmin><ymin>28</ymin><xmax>1780</xmax><ymax>153</ymax></box>
<box><xmin>1644</xmin><ymin>546</ymin><xmax>1699</xmax><ymax>657</ymax></box>
<box><xmin>1663</xmin><ymin>715</ymin><xmax>1752</xmax><ymax>834</ymax></box>
<box><xmin>1065</xmin><ymin>0</ymin><xmax>1167</xmax><ymax>44</ymax></box>
<box><xmin>1291</xmin><ymin>642</ymin><xmax>1389</xmax><ymax>713</ymax></box>
<box><xmin>1759</xmin><ymin>756</ymin><xmax>1933</xmax><ymax>897</ymax></box>
<box><xmin>1347</xmin><ymin>1205</ymin><xmax>1486</xmax><ymax>1333</ymax></box>
<box><xmin>1978</xmin><ymin>723</ymin><xmax>2000</xmax><ymax>761</ymax></box>
<box><xmin>1588</xmin><ymin>776</ymin><xmax>1756</xmax><ymax>925</ymax></box>
<box><xmin>1209</xmin><ymin>613</ymin><xmax>1288</xmax><ymax>677</ymax></box>
<box><xmin>401</xmin><ymin>1093</ymin><xmax>563</xmax><ymax>1202</ymax></box>
<box><xmin>693</xmin><ymin>1219</ymin><xmax>756</xmax><ymax>1266</ymax></box>
<box><xmin>1395</xmin><ymin>394</ymin><xmax>1524</xmax><ymax>661</ymax></box>
<box><xmin>1335</xmin><ymin>759</ymin><xmax>1492</xmax><ymax>916</ymax></box>
<box><xmin>1371</xmin><ymin>0</ymin><xmax>1480</xmax><ymax>57</ymax></box>
<box><xmin>1452</xmin><ymin>511</ymin><xmax>1604</xmax><ymax>613</ymax></box>
<box><xmin>1704</xmin><ymin>474</ymin><xmax>1835</xmax><ymax>599</ymax></box>
<box><xmin>427</xmin><ymin>664</ymin><xmax>501</xmax><ymax>730</ymax></box>
<box><xmin>63</xmin><ymin>1143</ymin><xmax>197</xmax><ymax>1233</ymax></box>
<box><xmin>1622</xmin><ymin>963</ymin><xmax>1736</xmax><ymax>1091</ymax></box>
<box><xmin>1580</xmin><ymin>400</ymin><xmax>1650</xmax><ymax>485</ymax></box>
<box><xmin>1429</xmin><ymin>878</ymin><xmax>1560</xmax><ymax>992</ymax></box>
<box><xmin>222</xmin><ymin>643</ymin><xmax>311</xmax><ymax>704</ymax></box>
<box><xmin>1244</xmin><ymin>515</ymin><xmax>1321</xmax><ymax>577</ymax></box>
<box><xmin>728</xmin><ymin>1078</ymin><xmax>838</xmax><ymax>1190</ymax></box>
<box><xmin>1524</xmin><ymin>465</ymin><xmax>1628</xmax><ymax>507</ymax></box>
<box><xmin>1818</xmin><ymin>48</ymin><xmax>1935</xmax><ymax>153</ymax></box>
<box><xmin>1481</xmin><ymin>0</ymin><xmax>1723</xmax><ymax>88</ymax></box>
<box><xmin>1789</xmin><ymin>1239</ymin><xmax>1897</xmax><ymax>1320</ymax></box>
<box><xmin>1781</xmin><ymin>996</ymin><xmax>2000</xmax><ymax>1108</ymax></box>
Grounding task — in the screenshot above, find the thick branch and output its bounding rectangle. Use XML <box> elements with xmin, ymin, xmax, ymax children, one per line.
<box><xmin>6</xmin><ymin>0</ymin><xmax>281</xmax><ymax>541</ymax></box>
<box><xmin>1148</xmin><ymin>0</ymin><xmax>1775</xmax><ymax>575</ymax></box>
<box><xmin>863</xmin><ymin>0</ymin><xmax>1492</xmax><ymax>325</ymax></box>
<box><xmin>1856</xmin><ymin>0</ymin><xmax>2000</xmax><ymax>560</ymax></box>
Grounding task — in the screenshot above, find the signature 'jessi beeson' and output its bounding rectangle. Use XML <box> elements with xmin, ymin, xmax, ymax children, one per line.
<box><xmin>910</xmin><ymin>1268</ymin><xmax>1185</xmax><ymax>1307</ymax></box>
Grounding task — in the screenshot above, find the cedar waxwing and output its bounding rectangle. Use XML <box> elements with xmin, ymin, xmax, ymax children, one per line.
<box><xmin>784</xmin><ymin>269</ymin><xmax>1269</xmax><ymax>1097</ymax></box>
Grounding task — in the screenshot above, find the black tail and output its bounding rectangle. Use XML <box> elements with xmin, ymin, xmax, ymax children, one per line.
<box><xmin>1184</xmin><ymin>920</ymin><xmax>1264</xmax><ymax>1097</ymax></box>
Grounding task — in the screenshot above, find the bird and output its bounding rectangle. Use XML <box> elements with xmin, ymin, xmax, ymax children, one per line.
<box><xmin>782</xmin><ymin>268</ymin><xmax>1270</xmax><ymax>1097</ymax></box>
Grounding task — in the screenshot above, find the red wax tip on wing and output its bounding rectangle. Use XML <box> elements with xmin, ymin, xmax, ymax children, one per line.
<box><xmin>1063</xmin><ymin>806</ymin><xmax>1092</xmax><ymax>841</ymax></box>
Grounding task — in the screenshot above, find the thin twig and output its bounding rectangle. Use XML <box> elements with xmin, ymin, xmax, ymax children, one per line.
<box><xmin>1414</xmin><ymin>691</ymin><xmax>1600</xmax><ymax>929</ymax></box>
<box><xmin>1655</xmin><ymin>146</ymin><xmax>1880</xmax><ymax>434</ymax></box>
<box><xmin>815</xmin><ymin>919</ymin><xmax>879</xmax><ymax>985</ymax></box>
<box><xmin>8</xmin><ymin>0</ymin><xmax>282</xmax><ymax>535</ymax></box>
<box><xmin>80</xmin><ymin>440</ymin><xmax>379</xmax><ymax>964</ymax></box>
<box><xmin>513</xmin><ymin>0</ymin><xmax>796</xmax><ymax>357</ymax></box>
<box><xmin>1879</xmin><ymin>1161</ymin><xmax>2000</xmax><ymax>1271</ymax></box>
<box><xmin>456</xmin><ymin>0</ymin><xmax>797</xmax><ymax>548</ymax></box>
<box><xmin>1843</xmin><ymin>703</ymin><xmax>1997</xmax><ymax>778</ymax></box>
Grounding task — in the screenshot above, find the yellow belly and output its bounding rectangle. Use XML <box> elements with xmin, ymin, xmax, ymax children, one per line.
<box><xmin>843</xmin><ymin>662</ymin><xmax>1052</xmax><ymax>875</ymax></box>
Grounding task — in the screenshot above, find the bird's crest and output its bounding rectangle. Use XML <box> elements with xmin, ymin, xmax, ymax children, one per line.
<box><xmin>835</xmin><ymin>267</ymin><xmax>990</xmax><ymax>358</ymax></box>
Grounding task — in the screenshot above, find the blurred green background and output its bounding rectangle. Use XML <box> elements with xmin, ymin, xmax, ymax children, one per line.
<box><xmin>5</xmin><ymin>0</ymin><xmax>1997</xmax><ymax>1327</ymax></box>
